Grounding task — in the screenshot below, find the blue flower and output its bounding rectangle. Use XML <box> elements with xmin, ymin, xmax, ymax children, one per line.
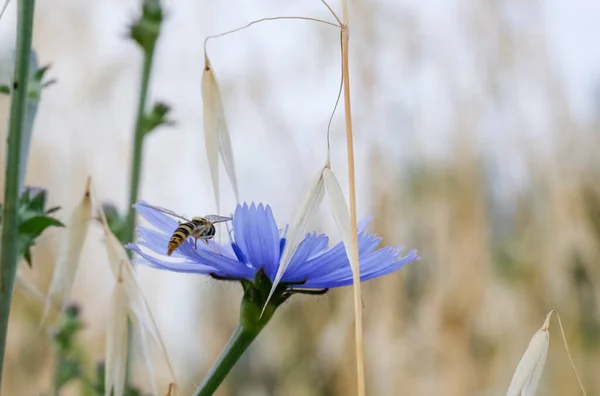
<box><xmin>126</xmin><ymin>201</ymin><xmax>418</xmax><ymax>290</ymax></box>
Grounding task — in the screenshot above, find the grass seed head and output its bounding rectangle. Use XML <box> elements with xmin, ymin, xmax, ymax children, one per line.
<box><xmin>105</xmin><ymin>268</ymin><xmax>128</xmax><ymax>396</ymax></box>
<box><xmin>506</xmin><ymin>312</ymin><xmax>552</xmax><ymax>396</ymax></box>
<box><xmin>43</xmin><ymin>177</ymin><xmax>92</xmax><ymax>322</ymax></box>
<box><xmin>323</xmin><ymin>168</ymin><xmax>354</xmax><ymax>269</ymax></box>
<box><xmin>264</xmin><ymin>164</ymin><xmax>326</xmax><ymax>310</ymax></box>
<box><xmin>202</xmin><ymin>55</ymin><xmax>240</xmax><ymax>212</ymax></box>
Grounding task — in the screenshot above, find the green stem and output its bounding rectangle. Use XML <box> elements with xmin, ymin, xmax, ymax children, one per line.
<box><xmin>193</xmin><ymin>324</ymin><xmax>258</xmax><ymax>396</ymax></box>
<box><xmin>0</xmin><ymin>0</ymin><xmax>35</xmax><ymax>389</ymax></box>
<box><xmin>123</xmin><ymin>33</ymin><xmax>157</xmax><ymax>389</ymax></box>
<box><xmin>123</xmin><ymin>43</ymin><xmax>156</xmax><ymax>248</ymax></box>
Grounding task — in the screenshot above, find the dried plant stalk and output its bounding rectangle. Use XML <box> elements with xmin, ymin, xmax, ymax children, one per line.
<box><xmin>337</xmin><ymin>0</ymin><xmax>366</xmax><ymax>393</ymax></box>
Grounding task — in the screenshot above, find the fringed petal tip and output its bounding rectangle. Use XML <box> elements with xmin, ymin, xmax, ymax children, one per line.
<box><xmin>397</xmin><ymin>248</ymin><xmax>419</xmax><ymax>262</ymax></box>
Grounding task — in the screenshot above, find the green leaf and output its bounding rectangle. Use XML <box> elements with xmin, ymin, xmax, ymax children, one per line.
<box><xmin>26</xmin><ymin>188</ymin><xmax>47</xmax><ymax>213</ymax></box>
<box><xmin>18</xmin><ymin>215</ymin><xmax>64</xmax><ymax>237</ymax></box>
<box><xmin>23</xmin><ymin>248</ymin><xmax>32</xmax><ymax>268</ymax></box>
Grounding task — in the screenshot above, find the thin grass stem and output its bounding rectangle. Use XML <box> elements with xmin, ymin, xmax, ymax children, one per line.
<box><xmin>0</xmin><ymin>0</ymin><xmax>36</xmax><ymax>388</ymax></box>
<box><xmin>553</xmin><ymin>311</ymin><xmax>587</xmax><ymax>395</ymax></box>
<box><xmin>204</xmin><ymin>16</ymin><xmax>339</xmax><ymax>57</ymax></box>
<box><xmin>319</xmin><ymin>0</ymin><xmax>342</xmax><ymax>26</ymax></box>
<box><xmin>339</xmin><ymin>1</ymin><xmax>366</xmax><ymax>395</ymax></box>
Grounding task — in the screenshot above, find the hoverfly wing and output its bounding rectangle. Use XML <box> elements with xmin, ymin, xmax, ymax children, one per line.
<box><xmin>203</xmin><ymin>214</ymin><xmax>233</xmax><ymax>224</ymax></box>
<box><xmin>138</xmin><ymin>202</ymin><xmax>190</xmax><ymax>222</ymax></box>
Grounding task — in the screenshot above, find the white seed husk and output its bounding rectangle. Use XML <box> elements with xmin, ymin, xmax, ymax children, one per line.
<box><xmin>323</xmin><ymin>168</ymin><xmax>355</xmax><ymax>270</ymax></box>
<box><xmin>97</xmin><ymin>196</ymin><xmax>178</xmax><ymax>393</ymax></box>
<box><xmin>105</xmin><ymin>269</ymin><xmax>128</xmax><ymax>396</ymax></box>
<box><xmin>43</xmin><ymin>177</ymin><xmax>92</xmax><ymax>320</ymax></box>
<box><xmin>202</xmin><ymin>56</ymin><xmax>240</xmax><ymax>212</ymax></box>
<box><xmin>506</xmin><ymin>312</ymin><xmax>552</xmax><ymax>396</ymax></box>
<box><xmin>265</xmin><ymin>164</ymin><xmax>326</xmax><ymax>309</ymax></box>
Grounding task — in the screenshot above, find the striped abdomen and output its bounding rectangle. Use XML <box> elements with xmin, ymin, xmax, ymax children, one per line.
<box><xmin>167</xmin><ymin>219</ymin><xmax>216</xmax><ymax>256</ymax></box>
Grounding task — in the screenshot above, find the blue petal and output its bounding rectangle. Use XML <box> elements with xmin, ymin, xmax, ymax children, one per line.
<box><xmin>134</xmin><ymin>200</ymin><xmax>179</xmax><ymax>234</ymax></box>
<box><xmin>302</xmin><ymin>248</ymin><xmax>419</xmax><ymax>288</ymax></box>
<box><xmin>128</xmin><ymin>241</ymin><xmax>254</xmax><ymax>279</ymax></box>
<box><xmin>286</xmin><ymin>232</ymin><xmax>381</xmax><ymax>282</ymax></box>
<box><xmin>282</xmin><ymin>233</ymin><xmax>329</xmax><ymax>281</ymax></box>
<box><xmin>127</xmin><ymin>243</ymin><xmax>216</xmax><ymax>274</ymax></box>
<box><xmin>232</xmin><ymin>203</ymin><xmax>280</xmax><ymax>279</ymax></box>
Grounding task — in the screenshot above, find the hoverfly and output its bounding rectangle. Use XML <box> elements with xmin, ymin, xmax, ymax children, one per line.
<box><xmin>138</xmin><ymin>202</ymin><xmax>232</xmax><ymax>256</ymax></box>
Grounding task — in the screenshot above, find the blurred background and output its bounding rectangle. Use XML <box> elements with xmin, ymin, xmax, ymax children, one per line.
<box><xmin>1</xmin><ymin>0</ymin><xmax>600</xmax><ymax>395</ymax></box>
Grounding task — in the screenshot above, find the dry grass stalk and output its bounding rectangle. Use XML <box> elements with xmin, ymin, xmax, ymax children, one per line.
<box><xmin>320</xmin><ymin>0</ymin><xmax>367</xmax><ymax>392</ymax></box>
<box><xmin>264</xmin><ymin>164</ymin><xmax>326</xmax><ymax>311</ymax></box>
<box><xmin>43</xmin><ymin>177</ymin><xmax>92</xmax><ymax>321</ymax></box>
<box><xmin>553</xmin><ymin>311</ymin><xmax>587</xmax><ymax>396</ymax></box>
<box><xmin>105</xmin><ymin>261</ymin><xmax>129</xmax><ymax>396</ymax></box>
<box><xmin>202</xmin><ymin>55</ymin><xmax>239</xmax><ymax>212</ymax></box>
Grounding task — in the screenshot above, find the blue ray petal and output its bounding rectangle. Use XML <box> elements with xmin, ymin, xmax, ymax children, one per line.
<box><xmin>232</xmin><ymin>203</ymin><xmax>280</xmax><ymax>279</ymax></box>
<box><xmin>134</xmin><ymin>200</ymin><xmax>179</xmax><ymax>233</ymax></box>
<box><xmin>127</xmin><ymin>243</ymin><xmax>216</xmax><ymax>274</ymax></box>
<box><xmin>302</xmin><ymin>248</ymin><xmax>418</xmax><ymax>288</ymax></box>
<box><xmin>286</xmin><ymin>231</ymin><xmax>382</xmax><ymax>282</ymax></box>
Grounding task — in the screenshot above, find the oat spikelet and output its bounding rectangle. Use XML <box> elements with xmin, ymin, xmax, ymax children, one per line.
<box><xmin>264</xmin><ymin>164</ymin><xmax>326</xmax><ymax>311</ymax></box>
<box><xmin>322</xmin><ymin>168</ymin><xmax>354</xmax><ymax>265</ymax></box>
<box><xmin>202</xmin><ymin>55</ymin><xmax>240</xmax><ymax>212</ymax></box>
<box><xmin>43</xmin><ymin>177</ymin><xmax>92</xmax><ymax>320</ymax></box>
<box><xmin>506</xmin><ymin>312</ymin><xmax>552</xmax><ymax>396</ymax></box>
<box><xmin>105</xmin><ymin>262</ymin><xmax>128</xmax><ymax>396</ymax></box>
<box><xmin>95</xmin><ymin>194</ymin><xmax>179</xmax><ymax>393</ymax></box>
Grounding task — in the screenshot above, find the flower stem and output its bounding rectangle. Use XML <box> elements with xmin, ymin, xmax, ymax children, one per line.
<box><xmin>124</xmin><ymin>43</ymin><xmax>156</xmax><ymax>248</ymax></box>
<box><xmin>122</xmin><ymin>14</ymin><xmax>159</xmax><ymax>388</ymax></box>
<box><xmin>192</xmin><ymin>324</ymin><xmax>258</xmax><ymax>396</ymax></box>
<box><xmin>0</xmin><ymin>0</ymin><xmax>36</xmax><ymax>388</ymax></box>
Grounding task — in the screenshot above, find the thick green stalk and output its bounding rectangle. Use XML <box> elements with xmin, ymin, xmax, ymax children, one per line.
<box><xmin>192</xmin><ymin>324</ymin><xmax>258</xmax><ymax>396</ymax></box>
<box><xmin>0</xmin><ymin>0</ymin><xmax>36</xmax><ymax>388</ymax></box>
<box><xmin>123</xmin><ymin>44</ymin><xmax>156</xmax><ymax>249</ymax></box>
